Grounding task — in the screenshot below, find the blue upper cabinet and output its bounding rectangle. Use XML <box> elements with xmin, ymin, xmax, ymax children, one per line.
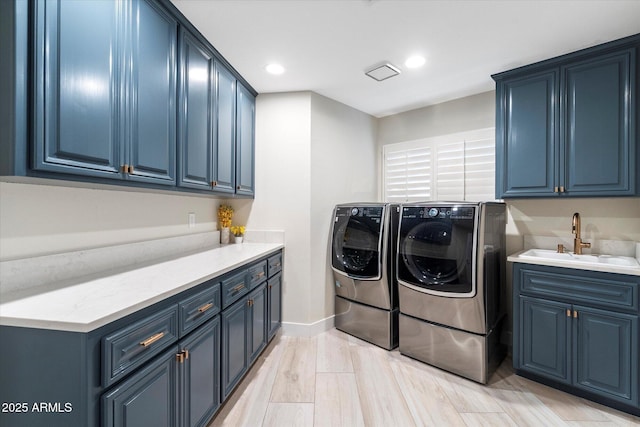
<box><xmin>497</xmin><ymin>70</ymin><xmax>558</xmax><ymax>197</ymax></box>
<box><xmin>236</xmin><ymin>84</ymin><xmax>256</xmax><ymax>197</ymax></box>
<box><xmin>127</xmin><ymin>0</ymin><xmax>177</xmax><ymax>185</ymax></box>
<box><xmin>15</xmin><ymin>0</ymin><xmax>257</xmax><ymax>196</ymax></box>
<box><xmin>33</xmin><ymin>0</ymin><xmax>123</xmax><ymax>179</ymax></box>
<box><xmin>214</xmin><ymin>64</ymin><xmax>238</xmax><ymax>194</ymax></box>
<box><xmin>33</xmin><ymin>0</ymin><xmax>177</xmax><ymax>186</ymax></box>
<box><xmin>563</xmin><ymin>51</ymin><xmax>634</xmax><ymax>195</ymax></box>
<box><xmin>178</xmin><ymin>29</ymin><xmax>215</xmax><ymax>191</ymax></box>
<box><xmin>493</xmin><ymin>35</ymin><xmax>638</xmax><ymax>198</ymax></box>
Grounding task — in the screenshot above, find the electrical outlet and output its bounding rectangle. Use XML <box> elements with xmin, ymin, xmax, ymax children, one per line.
<box><xmin>188</xmin><ymin>212</ymin><xmax>195</xmax><ymax>228</ymax></box>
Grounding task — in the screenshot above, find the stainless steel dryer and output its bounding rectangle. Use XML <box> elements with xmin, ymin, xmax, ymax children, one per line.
<box><xmin>397</xmin><ymin>202</ymin><xmax>506</xmax><ymax>383</ymax></box>
<box><xmin>331</xmin><ymin>203</ymin><xmax>399</xmax><ymax>350</ymax></box>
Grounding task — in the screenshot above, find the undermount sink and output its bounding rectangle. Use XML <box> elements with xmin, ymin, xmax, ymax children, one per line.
<box><xmin>519</xmin><ymin>249</ymin><xmax>640</xmax><ymax>269</ymax></box>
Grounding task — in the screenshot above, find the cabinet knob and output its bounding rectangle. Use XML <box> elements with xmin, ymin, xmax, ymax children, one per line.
<box><xmin>237</xmin><ymin>185</ymin><xmax>241</xmax><ymax>190</ymax></box>
<box><xmin>211</xmin><ymin>181</ymin><xmax>217</xmax><ymax>187</ymax></box>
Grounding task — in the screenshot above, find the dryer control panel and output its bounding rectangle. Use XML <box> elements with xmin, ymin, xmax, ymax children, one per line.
<box><xmin>403</xmin><ymin>206</ymin><xmax>475</xmax><ymax>220</ymax></box>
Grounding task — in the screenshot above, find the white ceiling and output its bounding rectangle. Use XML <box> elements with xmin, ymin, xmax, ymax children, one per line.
<box><xmin>170</xmin><ymin>0</ymin><xmax>640</xmax><ymax>118</ymax></box>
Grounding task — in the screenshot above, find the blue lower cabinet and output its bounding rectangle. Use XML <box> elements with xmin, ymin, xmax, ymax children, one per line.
<box><xmin>179</xmin><ymin>317</ymin><xmax>221</xmax><ymax>427</ymax></box>
<box><xmin>249</xmin><ymin>284</ymin><xmax>268</xmax><ymax>364</ymax></box>
<box><xmin>103</xmin><ymin>346</ymin><xmax>180</xmax><ymax>427</ymax></box>
<box><xmin>513</xmin><ymin>263</ymin><xmax>640</xmax><ymax>415</ymax></box>
<box><xmin>574</xmin><ymin>305</ymin><xmax>638</xmax><ymax>405</ymax></box>
<box><xmin>268</xmin><ymin>273</ymin><xmax>282</xmax><ymax>340</ymax></box>
<box><xmin>221</xmin><ymin>282</ymin><xmax>268</xmax><ymax>399</ymax></box>
<box><xmin>520</xmin><ymin>296</ymin><xmax>571</xmax><ymax>383</ymax></box>
<box><xmin>221</xmin><ymin>295</ymin><xmax>249</xmax><ymax>400</ymax></box>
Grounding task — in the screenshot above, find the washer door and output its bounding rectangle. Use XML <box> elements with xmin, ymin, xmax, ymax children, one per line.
<box><xmin>332</xmin><ymin>207</ymin><xmax>384</xmax><ymax>279</ymax></box>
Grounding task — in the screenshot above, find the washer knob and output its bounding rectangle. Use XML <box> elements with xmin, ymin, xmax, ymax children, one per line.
<box><xmin>351</xmin><ymin>208</ymin><xmax>359</xmax><ymax>216</ymax></box>
<box><xmin>428</xmin><ymin>208</ymin><xmax>439</xmax><ymax>217</ymax></box>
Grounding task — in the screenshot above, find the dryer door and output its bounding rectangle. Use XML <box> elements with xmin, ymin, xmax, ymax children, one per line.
<box><xmin>397</xmin><ymin>206</ymin><xmax>477</xmax><ymax>297</ymax></box>
<box><xmin>331</xmin><ymin>206</ymin><xmax>384</xmax><ymax>280</ymax></box>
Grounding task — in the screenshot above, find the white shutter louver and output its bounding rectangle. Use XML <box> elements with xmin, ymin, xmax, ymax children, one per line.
<box><xmin>384</xmin><ymin>145</ymin><xmax>432</xmax><ymax>202</ymax></box>
<box><xmin>382</xmin><ymin>128</ymin><xmax>496</xmax><ymax>203</ymax></box>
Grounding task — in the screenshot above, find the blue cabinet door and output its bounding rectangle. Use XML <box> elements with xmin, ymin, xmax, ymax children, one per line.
<box><xmin>33</xmin><ymin>0</ymin><xmax>123</xmax><ymax>179</ymax></box>
<box><xmin>221</xmin><ymin>298</ymin><xmax>249</xmax><ymax>400</ymax></box>
<box><xmin>519</xmin><ymin>296</ymin><xmax>571</xmax><ymax>384</ymax></box>
<box><xmin>178</xmin><ymin>29</ymin><xmax>214</xmax><ymax>190</ymax></box>
<box><xmin>573</xmin><ymin>305</ymin><xmax>638</xmax><ymax>406</ymax></box>
<box><xmin>180</xmin><ymin>317</ymin><xmax>221</xmax><ymax>427</ymax></box>
<box><xmin>496</xmin><ymin>70</ymin><xmax>558</xmax><ymax>198</ymax></box>
<box><xmin>249</xmin><ymin>284</ymin><xmax>267</xmax><ymax>364</ymax></box>
<box><xmin>562</xmin><ymin>50</ymin><xmax>636</xmax><ymax>196</ymax></box>
<box><xmin>268</xmin><ymin>274</ymin><xmax>282</xmax><ymax>340</ymax></box>
<box><xmin>235</xmin><ymin>84</ymin><xmax>255</xmax><ymax>196</ymax></box>
<box><xmin>127</xmin><ymin>0</ymin><xmax>177</xmax><ymax>185</ymax></box>
<box><xmin>213</xmin><ymin>64</ymin><xmax>237</xmax><ymax>193</ymax></box>
<box><xmin>103</xmin><ymin>346</ymin><xmax>179</xmax><ymax>427</ymax></box>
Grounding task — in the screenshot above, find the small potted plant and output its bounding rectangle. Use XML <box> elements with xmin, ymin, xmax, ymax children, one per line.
<box><xmin>230</xmin><ymin>225</ymin><xmax>246</xmax><ymax>243</ymax></box>
<box><xmin>218</xmin><ymin>205</ymin><xmax>233</xmax><ymax>244</ymax></box>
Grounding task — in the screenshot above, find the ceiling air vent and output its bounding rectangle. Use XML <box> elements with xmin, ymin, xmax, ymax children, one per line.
<box><xmin>365</xmin><ymin>63</ymin><xmax>401</xmax><ymax>81</ymax></box>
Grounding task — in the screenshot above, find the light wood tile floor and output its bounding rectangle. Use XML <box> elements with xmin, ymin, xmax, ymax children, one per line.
<box><xmin>209</xmin><ymin>329</ymin><xmax>640</xmax><ymax>427</ymax></box>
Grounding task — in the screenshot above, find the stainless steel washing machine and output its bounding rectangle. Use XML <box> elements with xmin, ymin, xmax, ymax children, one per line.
<box><xmin>397</xmin><ymin>202</ymin><xmax>506</xmax><ymax>383</ymax></box>
<box><xmin>331</xmin><ymin>203</ymin><xmax>399</xmax><ymax>350</ymax></box>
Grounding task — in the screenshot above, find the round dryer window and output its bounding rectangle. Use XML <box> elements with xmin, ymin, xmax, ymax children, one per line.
<box><xmin>400</xmin><ymin>220</ymin><xmax>471</xmax><ymax>288</ymax></box>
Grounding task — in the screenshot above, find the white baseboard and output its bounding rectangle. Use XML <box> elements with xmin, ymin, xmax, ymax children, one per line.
<box><xmin>281</xmin><ymin>315</ymin><xmax>335</xmax><ymax>337</ymax></box>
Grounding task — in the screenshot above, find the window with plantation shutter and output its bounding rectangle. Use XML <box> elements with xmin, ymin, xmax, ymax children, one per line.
<box><xmin>382</xmin><ymin>128</ymin><xmax>496</xmax><ymax>202</ymax></box>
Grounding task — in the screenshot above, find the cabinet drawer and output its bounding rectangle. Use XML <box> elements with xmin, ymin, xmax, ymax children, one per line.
<box><xmin>268</xmin><ymin>253</ymin><xmax>282</xmax><ymax>277</ymax></box>
<box><xmin>222</xmin><ymin>271</ymin><xmax>249</xmax><ymax>309</ymax></box>
<box><xmin>103</xmin><ymin>305</ymin><xmax>178</xmax><ymax>387</ymax></box>
<box><xmin>179</xmin><ymin>282</ymin><xmax>221</xmax><ymax>337</ymax></box>
<box><xmin>247</xmin><ymin>260</ymin><xmax>267</xmax><ymax>289</ymax></box>
<box><xmin>519</xmin><ymin>266</ymin><xmax>638</xmax><ymax>312</ymax></box>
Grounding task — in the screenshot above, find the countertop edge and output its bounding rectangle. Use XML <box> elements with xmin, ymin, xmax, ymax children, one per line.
<box><xmin>507</xmin><ymin>250</ymin><xmax>640</xmax><ymax>277</ymax></box>
<box><xmin>0</xmin><ymin>243</ymin><xmax>284</xmax><ymax>333</ymax></box>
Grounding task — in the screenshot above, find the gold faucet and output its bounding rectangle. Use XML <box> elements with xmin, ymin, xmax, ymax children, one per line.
<box><xmin>572</xmin><ymin>212</ymin><xmax>591</xmax><ymax>255</ymax></box>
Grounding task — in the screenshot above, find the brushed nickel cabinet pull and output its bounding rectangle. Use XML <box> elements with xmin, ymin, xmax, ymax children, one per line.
<box><xmin>573</xmin><ymin>310</ymin><xmax>578</xmax><ymax>318</ymax></box>
<box><xmin>560</xmin><ymin>186</ymin><xmax>565</xmax><ymax>193</ymax></box>
<box><xmin>121</xmin><ymin>164</ymin><xmax>129</xmax><ymax>173</ymax></box>
<box><xmin>140</xmin><ymin>332</ymin><xmax>164</xmax><ymax>347</ymax></box>
<box><xmin>198</xmin><ymin>303</ymin><xmax>214</xmax><ymax>313</ymax></box>
<box><xmin>256</xmin><ymin>271</ymin><xmax>265</xmax><ymax>278</ymax></box>
<box><xmin>566</xmin><ymin>309</ymin><xmax>571</xmax><ymax>317</ymax></box>
<box><xmin>554</xmin><ymin>186</ymin><xmax>559</xmax><ymax>193</ymax></box>
<box><xmin>232</xmin><ymin>283</ymin><xmax>245</xmax><ymax>292</ymax></box>
<box><xmin>129</xmin><ymin>165</ymin><xmax>135</xmax><ymax>174</ymax></box>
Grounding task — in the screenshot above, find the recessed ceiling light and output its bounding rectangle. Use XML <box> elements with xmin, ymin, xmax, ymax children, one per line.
<box><xmin>265</xmin><ymin>63</ymin><xmax>285</xmax><ymax>75</ymax></box>
<box><xmin>405</xmin><ymin>55</ymin><xmax>426</xmax><ymax>69</ymax></box>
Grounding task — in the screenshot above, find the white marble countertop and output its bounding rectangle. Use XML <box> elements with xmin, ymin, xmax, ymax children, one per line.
<box><xmin>0</xmin><ymin>243</ymin><xmax>283</xmax><ymax>332</ymax></box>
<box><xmin>508</xmin><ymin>249</ymin><xmax>640</xmax><ymax>276</ymax></box>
